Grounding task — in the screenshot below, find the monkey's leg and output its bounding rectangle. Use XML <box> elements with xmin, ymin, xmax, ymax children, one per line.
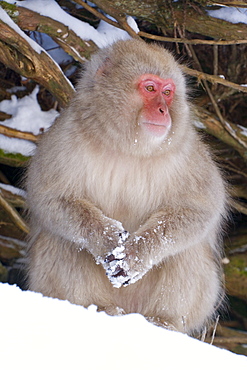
<box><xmin>155</xmin><ymin>247</ymin><xmax>222</xmax><ymax>335</ymax></box>
<box><xmin>97</xmin><ymin>306</ymin><xmax>126</xmax><ymax>316</ymax></box>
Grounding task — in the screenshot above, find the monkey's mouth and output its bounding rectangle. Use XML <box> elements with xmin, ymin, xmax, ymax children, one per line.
<box><xmin>142</xmin><ymin>121</ymin><xmax>171</xmax><ymax>137</ymax></box>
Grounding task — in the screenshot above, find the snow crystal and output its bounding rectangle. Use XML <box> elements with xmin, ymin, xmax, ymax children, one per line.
<box><xmin>110</xmin><ymin>218</ymin><xmax>125</xmax><ymax>230</ymax></box>
<box><xmin>103</xmin><ymin>242</ymin><xmax>129</xmax><ymax>288</ymax></box>
<box><xmin>111</xmin><ymin>244</ymin><xmax>126</xmax><ymax>259</ymax></box>
<box><xmin>119</xmin><ymin>230</ymin><xmax>129</xmax><ymax>243</ymax></box>
<box><xmin>134</xmin><ymin>235</ymin><xmax>146</xmax><ymax>242</ymax></box>
<box><xmin>106</xmin><ymin>258</ymin><xmax>130</xmax><ymax>288</ymax></box>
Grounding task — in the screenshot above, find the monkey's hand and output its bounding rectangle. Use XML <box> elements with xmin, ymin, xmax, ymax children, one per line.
<box><xmin>103</xmin><ymin>233</ymin><xmax>149</xmax><ymax>288</ymax></box>
<box><xmin>96</xmin><ymin>231</ymin><xmax>130</xmax><ymax>287</ymax></box>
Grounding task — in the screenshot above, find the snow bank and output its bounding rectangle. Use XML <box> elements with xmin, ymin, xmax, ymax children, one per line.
<box><xmin>0</xmin><ymin>283</ymin><xmax>246</xmax><ymax>370</ymax></box>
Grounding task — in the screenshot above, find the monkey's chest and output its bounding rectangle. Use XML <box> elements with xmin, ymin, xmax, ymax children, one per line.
<box><xmin>84</xmin><ymin>159</ymin><xmax>166</xmax><ymax>232</ymax></box>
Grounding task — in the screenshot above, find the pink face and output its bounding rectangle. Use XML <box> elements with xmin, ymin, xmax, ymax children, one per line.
<box><xmin>137</xmin><ymin>74</ymin><xmax>176</xmax><ymax>138</ymax></box>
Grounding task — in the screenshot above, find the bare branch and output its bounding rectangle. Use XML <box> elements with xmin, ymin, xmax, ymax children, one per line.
<box><xmin>139</xmin><ymin>31</ymin><xmax>247</xmax><ymax>45</ymax></box>
<box><xmin>0</xmin><ymin>191</ymin><xmax>29</xmax><ymax>234</ymax></box>
<box><xmin>0</xmin><ymin>124</ymin><xmax>39</xmax><ymax>143</ymax></box>
<box><xmin>0</xmin><ymin>8</ymin><xmax>74</xmax><ymax>107</ymax></box>
<box><xmin>4</xmin><ymin>3</ymin><xmax>98</xmax><ymax>63</ymax></box>
<box><xmin>182</xmin><ymin>66</ymin><xmax>247</xmax><ymax>93</ymax></box>
<box><xmin>194</xmin><ymin>107</ymin><xmax>247</xmax><ymax>160</ymax></box>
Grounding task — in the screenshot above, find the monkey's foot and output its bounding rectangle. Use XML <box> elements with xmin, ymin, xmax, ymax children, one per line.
<box><xmin>97</xmin><ymin>305</ymin><xmax>126</xmax><ymax>316</ymax></box>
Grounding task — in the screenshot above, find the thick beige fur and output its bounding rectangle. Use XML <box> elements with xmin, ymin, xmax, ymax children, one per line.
<box><xmin>26</xmin><ymin>39</ymin><xmax>228</xmax><ymax>335</ymax></box>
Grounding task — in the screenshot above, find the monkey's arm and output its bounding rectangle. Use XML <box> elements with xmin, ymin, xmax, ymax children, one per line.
<box><xmin>103</xmin><ymin>202</ymin><xmax>225</xmax><ymax>288</ymax></box>
<box><xmin>30</xmin><ymin>197</ymin><xmax>126</xmax><ymax>259</ymax></box>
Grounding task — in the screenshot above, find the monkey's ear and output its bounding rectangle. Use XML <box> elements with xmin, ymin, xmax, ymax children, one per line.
<box><xmin>95</xmin><ymin>57</ymin><xmax>113</xmax><ymax>78</ymax></box>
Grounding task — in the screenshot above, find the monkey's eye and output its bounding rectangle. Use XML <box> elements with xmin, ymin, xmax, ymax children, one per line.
<box><xmin>146</xmin><ymin>85</ymin><xmax>155</xmax><ymax>92</ymax></box>
<box><xmin>163</xmin><ymin>89</ymin><xmax>171</xmax><ymax>96</ymax></box>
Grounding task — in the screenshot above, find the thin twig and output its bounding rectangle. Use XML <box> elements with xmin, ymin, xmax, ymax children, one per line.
<box><xmin>211</xmin><ymin>337</ymin><xmax>247</xmax><ymax>344</ymax></box>
<box><xmin>0</xmin><ymin>191</ymin><xmax>29</xmax><ymax>234</ymax></box>
<box><xmin>117</xmin><ymin>17</ymin><xmax>140</xmax><ymax>39</ymax></box>
<box><xmin>221</xmin><ymin>163</ymin><xmax>247</xmax><ymax>179</ymax></box>
<box><xmin>210</xmin><ymin>315</ymin><xmax>220</xmax><ymax>345</ymax></box>
<box><xmin>182</xmin><ymin>66</ymin><xmax>247</xmax><ymax>93</ymax></box>
<box><xmin>75</xmin><ymin>0</ymin><xmax>140</xmax><ymax>39</ymax></box>
<box><xmin>73</xmin><ymin>0</ymin><xmax>122</xmax><ymax>29</ymax></box>
<box><xmin>72</xmin><ymin>4</ymin><xmax>247</xmax><ymax>93</ymax></box>
<box><xmin>200</xmin><ymin>326</ymin><xmax>207</xmax><ymax>342</ymax></box>
<box><xmin>213</xmin><ymin>45</ymin><xmax>218</xmax><ymax>77</ymax></box>
<box><xmin>74</xmin><ymin>0</ymin><xmax>139</xmax><ymax>39</ymax></box>
<box><xmin>62</xmin><ymin>1</ymin><xmax>247</xmax><ymax>95</ymax></box>
<box><xmin>230</xmin><ymin>199</ymin><xmax>247</xmax><ymax>215</ymax></box>
<box><xmin>0</xmin><ymin>124</ymin><xmax>39</xmax><ymax>142</ymax></box>
<box><xmin>138</xmin><ymin>31</ymin><xmax>247</xmax><ymax>45</ymax></box>
<box><xmin>188</xmin><ymin>47</ymin><xmax>247</xmax><ymax>149</ymax></box>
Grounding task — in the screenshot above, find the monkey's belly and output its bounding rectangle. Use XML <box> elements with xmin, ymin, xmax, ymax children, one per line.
<box><xmin>76</xmin><ymin>249</ymin><xmax>220</xmax><ymax>333</ymax></box>
<box><xmin>29</xmin><ymin>237</ymin><xmax>220</xmax><ymax>334</ymax></box>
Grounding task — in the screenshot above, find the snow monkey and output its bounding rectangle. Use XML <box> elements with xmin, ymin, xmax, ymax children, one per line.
<box><xmin>26</xmin><ymin>39</ymin><xmax>228</xmax><ymax>335</ymax></box>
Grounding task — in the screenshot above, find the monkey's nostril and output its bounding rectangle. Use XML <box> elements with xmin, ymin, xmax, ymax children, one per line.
<box><xmin>159</xmin><ymin>108</ymin><xmax>164</xmax><ymax>114</ymax></box>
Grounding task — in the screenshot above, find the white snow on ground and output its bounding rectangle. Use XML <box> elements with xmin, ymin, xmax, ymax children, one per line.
<box><xmin>0</xmin><ymin>283</ymin><xmax>246</xmax><ymax>370</ymax></box>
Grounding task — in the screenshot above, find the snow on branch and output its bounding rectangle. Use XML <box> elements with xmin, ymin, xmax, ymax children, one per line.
<box><xmin>0</xmin><ymin>5</ymin><xmax>75</xmax><ymax>107</ymax></box>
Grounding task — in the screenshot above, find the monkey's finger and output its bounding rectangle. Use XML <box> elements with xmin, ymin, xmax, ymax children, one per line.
<box><xmin>112</xmin><ymin>268</ymin><xmax>128</xmax><ymax>278</ymax></box>
<box><xmin>122</xmin><ymin>279</ymin><xmax>131</xmax><ymax>286</ymax></box>
<box><xmin>106</xmin><ymin>263</ymin><xmax>127</xmax><ymax>277</ymax></box>
<box><xmin>104</xmin><ymin>254</ymin><xmax>115</xmax><ymax>263</ymax></box>
<box><xmin>104</xmin><ymin>250</ymin><xmax>126</xmax><ymax>263</ymax></box>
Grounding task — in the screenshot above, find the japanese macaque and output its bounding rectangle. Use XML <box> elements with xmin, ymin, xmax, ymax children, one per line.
<box><xmin>26</xmin><ymin>39</ymin><xmax>228</xmax><ymax>335</ymax></box>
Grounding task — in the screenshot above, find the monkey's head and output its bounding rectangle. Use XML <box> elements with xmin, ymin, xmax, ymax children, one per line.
<box><xmin>75</xmin><ymin>39</ymin><xmax>191</xmax><ymax>157</ymax></box>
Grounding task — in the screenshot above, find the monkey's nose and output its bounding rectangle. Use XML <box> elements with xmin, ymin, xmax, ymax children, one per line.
<box><xmin>158</xmin><ymin>105</ymin><xmax>168</xmax><ymax>115</ymax></box>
